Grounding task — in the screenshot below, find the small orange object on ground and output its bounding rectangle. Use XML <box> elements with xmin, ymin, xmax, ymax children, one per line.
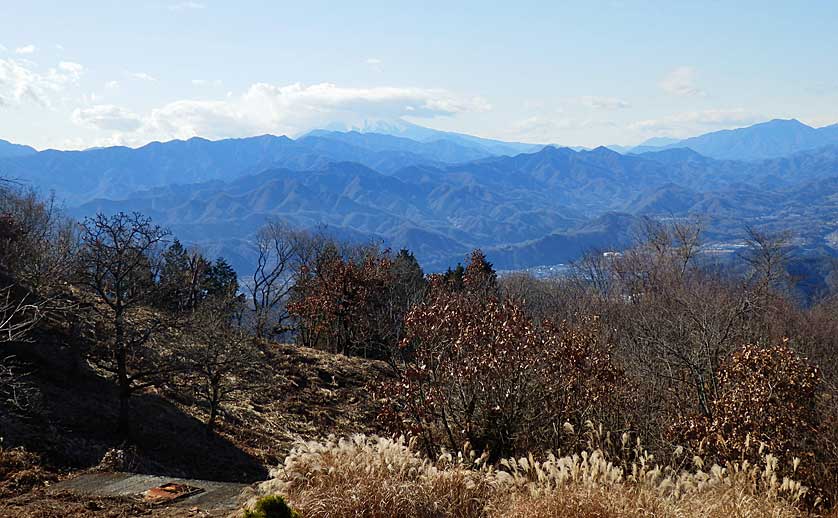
<box><xmin>144</xmin><ymin>483</ymin><xmax>204</xmax><ymax>504</ymax></box>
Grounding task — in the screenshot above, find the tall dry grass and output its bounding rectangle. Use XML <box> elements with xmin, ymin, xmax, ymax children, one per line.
<box><xmin>246</xmin><ymin>434</ymin><xmax>811</xmax><ymax>518</ymax></box>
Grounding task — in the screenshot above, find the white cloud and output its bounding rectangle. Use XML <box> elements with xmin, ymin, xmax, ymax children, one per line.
<box><xmin>660</xmin><ymin>66</ymin><xmax>705</xmax><ymax>97</ymax></box>
<box><xmin>629</xmin><ymin>108</ymin><xmax>762</xmax><ymax>137</ymax></box>
<box><xmin>105</xmin><ymin>80</ymin><xmax>120</xmax><ymax>89</ymax></box>
<box><xmin>15</xmin><ymin>44</ymin><xmax>36</xmax><ymax>55</ymax></box>
<box><xmin>57</xmin><ymin>61</ymin><xmax>84</xmax><ymax>79</ymax></box>
<box><xmin>169</xmin><ymin>1</ymin><xmax>206</xmax><ymax>10</ymax></box>
<box><xmin>0</xmin><ymin>44</ymin><xmax>7</xmax><ymax>52</ymax></box>
<box><xmin>0</xmin><ymin>58</ymin><xmax>84</xmax><ymax>107</ymax></box>
<box><xmin>43</xmin><ymin>62</ymin><xmax>85</xmax><ymax>90</ymax></box>
<box><xmin>128</xmin><ymin>72</ymin><xmax>156</xmax><ymax>81</ymax></box>
<box><xmin>72</xmin><ymin>105</ymin><xmax>144</xmax><ymax>131</ymax></box>
<box><xmin>67</xmin><ymin>82</ymin><xmax>488</xmax><ymax>146</ymax></box>
<box><xmin>579</xmin><ymin>96</ymin><xmax>630</xmax><ymax>110</ymax></box>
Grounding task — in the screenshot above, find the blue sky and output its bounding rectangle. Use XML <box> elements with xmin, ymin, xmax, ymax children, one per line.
<box><xmin>2</xmin><ymin>1</ymin><xmax>837</xmax><ymax>150</ymax></box>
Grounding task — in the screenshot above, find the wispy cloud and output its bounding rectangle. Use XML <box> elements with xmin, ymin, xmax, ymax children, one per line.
<box><xmin>105</xmin><ymin>80</ymin><xmax>120</xmax><ymax>89</ymax></box>
<box><xmin>365</xmin><ymin>58</ymin><xmax>383</xmax><ymax>72</ymax></box>
<box><xmin>659</xmin><ymin>66</ymin><xmax>705</xmax><ymax>97</ymax></box>
<box><xmin>168</xmin><ymin>1</ymin><xmax>206</xmax><ymax>11</ymax></box>
<box><xmin>128</xmin><ymin>72</ymin><xmax>156</xmax><ymax>81</ymax></box>
<box><xmin>510</xmin><ymin>115</ymin><xmax>614</xmax><ymax>143</ymax></box>
<box><xmin>15</xmin><ymin>44</ymin><xmax>36</xmax><ymax>55</ymax></box>
<box><xmin>579</xmin><ymin>96</ymin><xmax>631</xmax><ymax>110</ymax></box>
<box><xmin>72</xmin><ymin>104</ymin><xmax>144</xmax><ymax>131</ymax></box>
<box><xmin>0</xmin><ymin>44</ymin><xmax>7</xmax><ymax>52</ymax></box>
<box><xmin>629</xmin><ymin>108</ymin><xmax>762</xmax><ymax>137</ymax></box>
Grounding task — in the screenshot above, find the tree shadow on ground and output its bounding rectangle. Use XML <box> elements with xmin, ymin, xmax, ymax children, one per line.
<box><xmin>1</xmin><ymin>338</ymin><xmax>267</xmax><ymax>483</ymax></box>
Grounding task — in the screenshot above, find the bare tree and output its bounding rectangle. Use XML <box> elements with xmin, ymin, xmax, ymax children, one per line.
<box><xmin>743</xmin><ymin>226</ymin><xmax>793</xmax><ymax>294</ymax></box>
<box><xmin>594</xmin><ymin>221</ymin><xmax>759</xmax><ymax>421</ymax></box>
<box><xmin>181</xmin><ymin>301</ymin><xmax>261</xmax><ymax>434</ymax></box>
<box><xmin>0</xmin><ymin>187</ymin><xmax>78</xmax><ymax>291</ymax></box>
<box><xmin>0</xmin><ymin>183</ymin><xmax>71</xmax><ymax>339</ymax></box>
<box><xmin>570</xmin><ymin>249</ymin><xmax>615</xmax><ymax>297</ymax></box>
<box><xmin>76</xmin><ymin>212</ymin><xmax>171</xmax><ymax>434</ymax></box>
<box><xmin>247</xmin><ymin>220</ymin><xmax>320</xmax><ymax>339</ymax></box>
<box><xmin>0</xmin><ymin>355</ymin><xmax>39</xmax><ymax>413</ymax></box>
<box><xmin>0</xmin><ymin>285</ymin><xmax>44</xmax><ymax>416</ymax></box>
<box><xmin>0</xmin><ymin>183</ymin><xmax>67</xmax><ymax>418</ymax></box>
<box><xmin>0</xmin><ymin>285</ymin><xmax>42</xmax><ymax>344</ymax></box>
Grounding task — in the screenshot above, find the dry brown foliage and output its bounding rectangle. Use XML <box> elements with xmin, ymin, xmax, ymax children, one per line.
<box><xmin>249</xmin><ymin>434</ymin><xmax>809</xmax><ymax>518</ymax></box>
<box><xmin>0</xmin><ymin>446</ymin><xmax>56</xmax><ymax>499</ymax></box>
<box><xmin>289</xmin><ymin>246</ymin><xmax>395</xmax><ymax>357</ymax></box>
<box><xmin>379</xmin><ymin>278</ymin><xmax>629</xmax><ymax>459</ymax></box>
<box><xmin>675</xmin><ymin>341</ymin><xmax>830</xmax><ymax>507</ymax></box>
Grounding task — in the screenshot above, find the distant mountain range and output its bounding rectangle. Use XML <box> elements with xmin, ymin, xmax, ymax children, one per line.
<box><xmin>68</xmin><ymin>141</ymin><xmax>838</xmax><ymax>272</ymax></box>
<box><xmin>2</xmin><ymin>118</ymin><xmax>838</xmax><ymax>277</ymax></box>
<box><xmin>0</xmin><ymin>139</ymin><xmax>36</xmax><ymax>159</ymax></box>
<box><xmin>632</xmin><ymin>119</ymin><xmax>838</xmax><ymax>160</ymax></box>
<box><xmin>0</xmin><ymin>125</ymin><xmax>545</xmax><ymax>206</ymax></box>
<box><xmin>317</xmin><ymin>119</ymin><xmax>542</xmax><ymax>156</ymax></box>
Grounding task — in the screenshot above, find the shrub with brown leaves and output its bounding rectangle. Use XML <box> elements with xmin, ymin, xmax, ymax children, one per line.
<box><xmin>289</xmin><ymin>247</ymin><xmax>394</xmax><ymax>358</ymax></box>
<box><xmin>379</xmin><ymin>277</ymin><xmax>628</xmax><ymax>459</ymax></box>
<box><xmin>675</xmin><ymin>341</ymin><xmax>829</xmax><ymax>506</ymax></box>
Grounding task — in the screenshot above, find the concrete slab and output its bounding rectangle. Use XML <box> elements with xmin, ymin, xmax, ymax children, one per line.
<box><xmin>50</xmin><ymin>472</ymin><xmax>251</xmax><ymax>512</ymax></box>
